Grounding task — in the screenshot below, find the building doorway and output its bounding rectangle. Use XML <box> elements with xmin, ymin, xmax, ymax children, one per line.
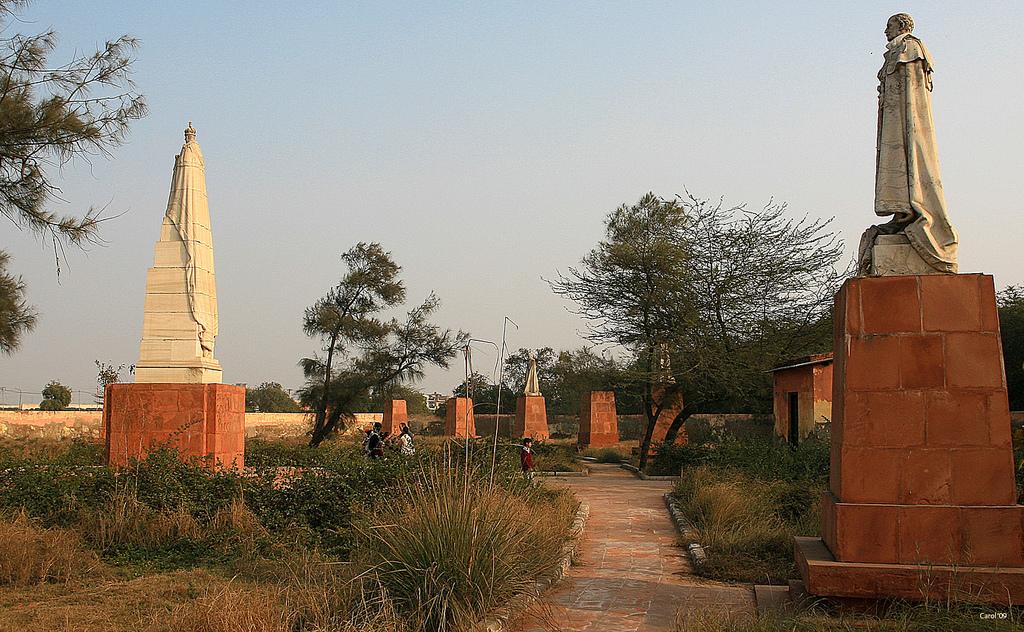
<box><xmin>788</xmin><ymin>392</ymin><xmax>799</xmax><ymax>447</ymax></box>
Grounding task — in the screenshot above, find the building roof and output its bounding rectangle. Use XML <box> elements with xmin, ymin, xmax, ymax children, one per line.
<box><xmin>768</xmin><ymin>352</ymin><xmax>834</xmax><ymax>373</ymax></box>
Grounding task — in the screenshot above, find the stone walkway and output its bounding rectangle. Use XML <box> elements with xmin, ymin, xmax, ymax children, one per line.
<box><xmin>514</xmin><ymin>464</ymin><xmax>754</xmax><ymax>632</ymax></box>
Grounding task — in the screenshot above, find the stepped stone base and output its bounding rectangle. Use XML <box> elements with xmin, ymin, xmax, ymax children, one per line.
<box><xmin>103</xmin><ymin>383</ymin><xmax>244</xmax><ymax>468</ymax></box>
<box><xmin>796</xmin><ymin>537</ymin><xmax>1024</xmax><ymax>605</ymax></box>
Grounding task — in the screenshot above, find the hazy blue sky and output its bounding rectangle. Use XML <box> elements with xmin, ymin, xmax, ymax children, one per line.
<box><xmin>2</xmin><ymin>1</ymin><xmax>1023</xmax><ymax>404</ymax></box>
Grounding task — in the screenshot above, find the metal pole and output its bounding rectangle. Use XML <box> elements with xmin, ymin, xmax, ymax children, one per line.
<box><xmin>490</xmin><ymin>316</ymin><xmax>518</xmax><ymax>485</ymax></box>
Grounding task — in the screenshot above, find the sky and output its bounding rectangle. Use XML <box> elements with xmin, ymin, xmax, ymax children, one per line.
<box><xmin>2</xmin><ymin>1</ymin><xmax>1023</xmax><ymax>405</ymax></box>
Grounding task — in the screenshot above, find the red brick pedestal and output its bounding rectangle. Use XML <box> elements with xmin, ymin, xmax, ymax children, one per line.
<box><xmin>381</xmin><ymin>399</ymin><xmax>408</xmax><ymax>435</ymax></box>
<box><xmin>103</xmin><ymin>383</ymin><xmax>245</xmax><ymax>469</ymax></box>
<box><xmin>650</xmin><ymin>388</ymin><xmax>687</xmax><ymax>448</ymax></box>
<box><xmin>514</xmin><ymin>395</ymin><xmax>549</xmax><ymax>440</ymax></box>
<box><xmin>444</xmin><ymin>397</ymin><xmax>476</xmax><ymax>438</ymax></box>
<box><xmin>796</xmin><ymin>274</ymin><xmax>1024</xmax><ymax>605</ymax></box>
<box><xmin>578</xmin><ymin>391</ymin><xmax>619</xmax><ymax>448</ymax></box>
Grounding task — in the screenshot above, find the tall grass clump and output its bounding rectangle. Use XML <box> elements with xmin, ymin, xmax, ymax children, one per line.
<box><xmin>672</xmin><ymin>466</ymin><xmax>820</xmax><ymax>584</ymax></box>
<box><xmin>0</xmin><ymin>511</ymin><xmax>103</xmax><ymax>586</ymax></box>
<box><xmin>353</xmin><ymin>466</ymin><xmax>577</xmax><ymax>631</ymax></box>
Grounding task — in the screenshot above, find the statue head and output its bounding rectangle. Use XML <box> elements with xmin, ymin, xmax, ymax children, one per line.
<box><xmin>184</xmin><ymin>121</ymin><xmax>197</xmax><ymax>143</ymax></box>
<box><xmin>885</xmin><ymin>13</ymin><xmax>914</xmax><ymax>41</ymax></box>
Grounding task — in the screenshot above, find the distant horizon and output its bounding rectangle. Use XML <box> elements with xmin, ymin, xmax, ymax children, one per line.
<box><xmin>3</xmin><ymin>2</ymin><xmax>1022</xmax><ymax>402</ymax></box>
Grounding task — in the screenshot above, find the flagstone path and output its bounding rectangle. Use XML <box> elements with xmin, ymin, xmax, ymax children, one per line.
<box><xmin>514</xmin><ymin>463</ymin><xmax>755</xmax><ymax>632</ymax></box>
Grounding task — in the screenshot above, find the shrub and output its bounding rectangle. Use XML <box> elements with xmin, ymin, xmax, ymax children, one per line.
<box><xmin>0</xmin><ymin>511</ymin><xmax>103</xmax><ymax>586</ymax></box>
<box><xmin>654</xmin><ymin>436</ymin><xmax>829</xmax><ymax>482</ymax></box>
<box><xmin>353</xmin><ymin>467</ymin><xmax>576</xmax><ymax>630</ymax></box>
<box><xmin>594</xmin><ymin>447</ymin><xmax>625</xmax><ymax>463</ymax></box>
<box><xmin>39</xmin><ymin>380</ymin><xmax>72</xmax><ymax>410</ymax></box>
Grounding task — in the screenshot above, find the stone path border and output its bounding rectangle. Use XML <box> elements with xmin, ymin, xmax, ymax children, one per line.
<box><xmin>619</xmin><ymin>462</ymin><xmax>680</xmax><ymax>481</ymax></box>
<box><xmin>476</xmin><ymin>501</ymin><xmax>591</xmax><ymax>632</ymax></box>
<box><xmin>663</xmin><ymin>493</ymin><xmax>707</xmax><ymax>569</ymax></box>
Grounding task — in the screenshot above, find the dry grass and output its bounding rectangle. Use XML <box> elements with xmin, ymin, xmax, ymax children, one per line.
<box><xmin>0</xmin><ymin>512</ymin><xmax>104</xmax><ymax>586</ymax></box>
<box><xmin>353</xmin><ymin>468</ymin><xmax>577</xmax><ymax>631</ymax></box>
<box><xmin>77</xmin><ymin>488</ymin><xmax>202</xmax><ymax>551</ymax></box>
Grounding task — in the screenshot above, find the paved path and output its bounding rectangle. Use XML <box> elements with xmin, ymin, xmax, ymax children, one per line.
<box><xmin>515</xmin><ymin>464</ymin><xmax>754</xmax><ymax>632</ymax></box>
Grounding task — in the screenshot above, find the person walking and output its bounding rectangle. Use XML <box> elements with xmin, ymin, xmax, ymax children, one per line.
<box><xmin>520</xmin><ymin>437</ymin><xmax>535</xmax><ymax>481</ymax></box>
<box><xmin>367</xmin><ymin>422</ymin><xmax>384</xmax><ymax>459</ymax></box>
<box><xmin>398</xmin><ymin>423</ymin><xmax>416</xmax><ymax>456</ymax></box>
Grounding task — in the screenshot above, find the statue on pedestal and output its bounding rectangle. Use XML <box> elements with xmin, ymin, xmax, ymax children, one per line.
<box><xmin>523</xmin><ymin>351</ymin><xmax>541</xmax><ymax>396</ymax></box>
<box><xmin>858</xmin><ymin>13</ymin><xmax>958</xmax><ymax>276</ymax></box>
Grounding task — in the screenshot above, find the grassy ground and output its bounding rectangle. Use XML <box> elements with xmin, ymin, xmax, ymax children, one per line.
<box><xmin>0</xmin><ymin>434</ymin><xmax>578</xmax><ymax>631</ymax></box>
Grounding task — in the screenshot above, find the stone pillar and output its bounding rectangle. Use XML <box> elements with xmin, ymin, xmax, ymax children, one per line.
<box><xmin>578</xmin><ymin>391</ymin><xmax>619</xmax><ymax>447</ymax></box>
<box><xmin>381</xmin><ymin>399</ymin><xmax>408</xmax><ymax>435</ymax></box>
<box><xmin>103</xmin><ymin>383</ymin><xmax>244</xmax><ymax>468</ymax></box>
<box><xmin>444</xmin><ymin>397</ymin><xmax>476</xmax><ymax>438</ymax></box>
<box><xmin>514</xmin><ymin>395</ymin><xmax>549</xmax><ymax>440</ymax></box>
<box><xmin>796</xmin><ymin>274</ymin><xmax>1024</xmax><ymax>604</ymax></box>
<box><xmin>649</xmin><ymin>388</ymin><xmax>687</xmax><ymax>448</ymax></box>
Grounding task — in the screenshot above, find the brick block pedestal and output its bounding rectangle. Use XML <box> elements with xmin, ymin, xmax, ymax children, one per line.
<box><xmin>444</xmin><ymin>397</ymin><xmax>476</xmax><ymax>438</ymax></box>
<box><xmin>514</xmin><ymin>395</ymin><xmax>549</xmax><ymax>440</ymax></box>
<box><xmin>103</xmin><ymin>383</ymin><xmax>245</xmax><ymax>468</ymax></box>
<box><xmin>381</xmin><ymin>399</ymin><xmax>408</xmax><ymax>435</ymax></box>
<box><xmin>797</xmin><ymin>274</ymin><xmax>1024</xmax><ymax>605</ymax></box>
<box><xmin>578</xmin><ymin>391</ymin><xmax>619</xmax><ymax>448</ymax></box>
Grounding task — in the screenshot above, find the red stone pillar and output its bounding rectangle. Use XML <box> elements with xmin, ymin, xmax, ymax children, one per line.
<box><xmin>381</xmin><ymin>399</ymin><xmax>408</xmax><ymax>435</ymax></box>
<box><xmin>796</xmin><ymin>274</ymin><xmax>1024</xmax><ymax>604</ymax></box>
<box><xmin>514</xmin><ymin>395</ymin><xmax>549</xmax><ymax>440</ymax></box>
<box><xmin>103</xmin><ymin>383</ymin><xmax>245</xmax><ymax>469</ymax></box>
<box><xmin>444</xmin><ymin>397</ymin><xmax>476</xmax><ymax>438</ymax></box>
<box><xmin>578</xmin><ymin>391</ymin><xmax>619</xmax><ymax>447</ymax></box>
<box><xmin>650</xmin><ymin>388</ymin><xmax>687</xmax><ymax>448</ymax></box>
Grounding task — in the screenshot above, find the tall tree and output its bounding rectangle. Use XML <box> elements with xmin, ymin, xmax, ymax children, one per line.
<box><xmin>0</xmin><ymin>251</ymin><xmax>35</xmax><ymax>353</ymax></box>
<box><xmin>245</xmin><ymin>381</ymin><xmax>301</xmax><ymax>413</ymax></box>
<box><xmin>998</xmin><ymin>286</ymin><xmax>1023</xmax><ymax>410</ymax></box>
<box><xmin>0</xmin><ymin>1</ymin><xmax>145</xmax><ymax>352</ymax></box>
<box><xmin>552</xmin><ymin>193</ymin><xmax>844</xmax><ymax>469</ymax></box>
<box><xmin>300</xmin><ymin>243</ymin><xmax>466</xmax><ymax>446</ymax></box>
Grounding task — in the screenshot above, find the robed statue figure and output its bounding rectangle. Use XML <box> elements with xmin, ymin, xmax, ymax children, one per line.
<box><xmin>858</xmin><ymin>13</ymin><xmax>958</xmax><ymax>275</ymax></box>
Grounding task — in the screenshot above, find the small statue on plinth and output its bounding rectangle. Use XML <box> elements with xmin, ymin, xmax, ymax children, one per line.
<box><xmin>858</xmin><ymin>13</ymin><xmax>959</xmax><ymax>276</ymax></box>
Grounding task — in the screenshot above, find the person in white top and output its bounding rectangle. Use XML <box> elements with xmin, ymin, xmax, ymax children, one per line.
<box><xmin>398</xmin><ymin>424</ymin><xmax>415</xmax><ymax>456</ymax></box>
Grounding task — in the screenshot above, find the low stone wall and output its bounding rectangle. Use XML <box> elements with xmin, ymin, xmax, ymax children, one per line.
<box><xmin>0</xmin><ymin>410</ymin><xmax>385</xmax><ymax>440</ymax></box>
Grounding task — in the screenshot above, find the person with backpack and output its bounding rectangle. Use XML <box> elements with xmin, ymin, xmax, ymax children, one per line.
<box><xmin>367</xmin><ymin>422</ymin><xmax>384</xmax><ymax>459</ymax></box>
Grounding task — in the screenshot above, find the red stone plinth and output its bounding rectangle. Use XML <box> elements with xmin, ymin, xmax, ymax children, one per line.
<box><xmin>444</xmin><ymin>397</ymin><xmax>476</xmax><ymax>438</ymax></box>
<box><xmin>514</xmin><ymin>395</ymin><xmax>549</xmax><ymax>440</ymax></box>
<box><xmin>798</xmin><ymin>274</ymin><xmax>1024</xmax><ymax>605</ymax></box>
<box><xmin>103</xmin><ymin>383</ymin><xmax>245</xmax><ymax>469</ymax></box>
<box><xmin>381</xmin><ymin>399</ymin><xmax>408</xmax><ymax>435</ymax></box>
<box><xmin>578</xmin><ymin>391</ymin><xmax>619</xmax><ymax>447</ymax></box>
<box><xmin>650</xmin><ymin>388</ymin><xmax>687</xmax><ymax>448</ymax></box>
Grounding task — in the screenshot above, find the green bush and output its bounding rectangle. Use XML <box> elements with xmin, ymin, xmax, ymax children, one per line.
<box><xmin>652</xmin><ymin>436</ymin><xmax>829</xmax><ymax>482</ymax></box>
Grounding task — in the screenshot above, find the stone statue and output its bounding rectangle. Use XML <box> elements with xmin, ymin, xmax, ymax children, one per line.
<box><xmin>135</xmin><ymin>122</ymin><xmax>222</xmax><ymax>383</ymax></box>
<box><xmin>523</xmin><ymin>351</ymin><xmax>542</xmax><ymax>396</ymax></box>
<box><xmin>858</xmin><ymin>13</ymin><xmax>958</xmax><ymax>276</ymax></box>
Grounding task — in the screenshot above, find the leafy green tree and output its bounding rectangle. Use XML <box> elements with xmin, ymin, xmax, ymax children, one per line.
<box><xmin>245</xmin><ymin>381</ymin><xmax>302</xmax><ymax>413</ymax></box>
<box><xmin>300</xmin><ymin>243</ymin><xmax>466</xmax><ymax>446</ymax></box>
<box><xmin>451</xmin><ymin>372</ymin><xmax>516</xmax><ymax>414</ymax></box>
<box><xmin>39</xmin><ymin>380</ymin><xmax>71</xmax><ymax>410</ymax></box>
<box><xmin>0</xmin><ymin>1</ymin><xmax>145</xmax><ymax>352</ymax></box>
<box><xmin>998</xmin><ymin>286</ymin><xmax>1024</xmax><ymax>410</ymax></box>
<box><xmin>93</xmin><ymin>359</ymin><xmax>130</xmax><ymax>404</ymax></box>
<box><xmin>551</xmin><ymin>193</ymin><xmax>843</xmax><ymax>470</ymax></box>
<box><xmin>0</xmin><ymin>251</ymin><xmax>35</xmax><ymax>354</ymax></box>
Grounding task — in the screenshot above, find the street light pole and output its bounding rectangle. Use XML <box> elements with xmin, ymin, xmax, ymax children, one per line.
<box><xmin>490</xmin><ymin>316</ymin><xmax>517</xmax><ymax>484</ymax></box>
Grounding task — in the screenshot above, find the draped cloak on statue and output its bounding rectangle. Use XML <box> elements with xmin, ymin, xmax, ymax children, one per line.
<box><xmin>163</xmin><ymin>125</ymin><xmax>219</xmax><ymax>356</ymax></box>
<box><xmin>864</xmin><ymin>32</ymin><xmax>958</xmax><ymax>273</ymax></box>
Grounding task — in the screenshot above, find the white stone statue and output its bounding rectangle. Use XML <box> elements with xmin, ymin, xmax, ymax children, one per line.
<box><xmin>135</xmin><ymin>123</ymin><xmax>222</xmax><ymax>383</ymax></box>
<box><xmin>858</xmin><ymin>14</ymin><xmax>958</xmax><ymax>276</ymax></box>
<box><xmin>523</xmin><ymin>351</ymin><xmax>542</xmax><ymax>396</ymax></box>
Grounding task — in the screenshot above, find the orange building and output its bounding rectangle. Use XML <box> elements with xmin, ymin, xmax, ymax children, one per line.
<box><xmin>770</xmin><ymin>353</ymin><xmax>833</xmax><ymax>446</ymax></box>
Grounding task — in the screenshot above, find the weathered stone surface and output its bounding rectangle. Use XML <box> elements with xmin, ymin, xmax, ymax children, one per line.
<box><xmin>578</xmin><ymin>391</ymin><xmax>619</xmax><ymax>448</ymax></box>
<box><xmin>135</xmin><ymin>123</ymin><xmax>222</xmax><ymax>383</ymax></box>
<box><xmin>870</xmin><ymin>234</ymin><xmax>940</xmax><ymax>276</ymax></box>
<box><xmin>104</xmin><ymin>383</ymin><xmax>244</xmax><ymax>468</ymax></box>
<box><xmin>649</xmin><ymin>388</ymin><xmax>687</xmax><ymax>448</ymax></box>
<box><xmin>444</xmin><ymin>397</ymin><xmax>476</xmax><ymax>438</ymax></box>
<box><xmin>514</xmin><ymin>394</ymin><xmax>549</xmax><ymax>440</ymax></box>
<box><xmin>801</xmin><ymin>273</ymin><xmax>1023</xmax><ymax>603</ymax></box>
<box><xmin>381</xmin><ymin>399</ymin><xmax>408</xmax><ymax>435</ymax></box>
